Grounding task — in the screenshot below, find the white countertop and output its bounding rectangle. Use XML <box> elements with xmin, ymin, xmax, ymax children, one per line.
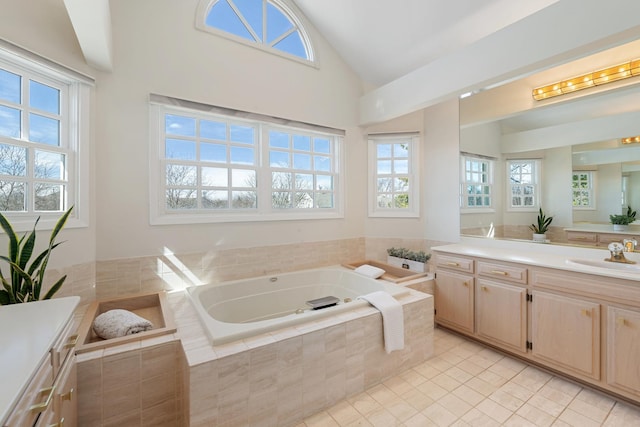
<box><xmin>0</xmin><ymin>296</ymin><xmax>80</xmax><ymax>425</ymax></box>
<box><xmin>565</xmin><ymin>223</ymin><xmax>640</xmax><ymax>235</ymax></box>
<box><xmin>433</xmin><ymin>237</ymin><xmax>640</xmax><ymax>282</ymax></box>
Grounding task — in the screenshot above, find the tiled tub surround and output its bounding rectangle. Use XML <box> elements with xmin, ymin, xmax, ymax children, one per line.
<box><xmin>170</xmin><ymin>287</ymin><xmax>434</xmax><ymax>426</ymax></box>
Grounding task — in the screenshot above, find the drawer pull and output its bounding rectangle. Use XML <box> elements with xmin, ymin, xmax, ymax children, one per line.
<box><xmin>581</xmin><ymin>309</ymin><xmax>591</xmax><ymax>317</ymax></box>
<box><xmin>481</xmin><ymin>286</ymin><xmax>488</xmax><ymax>292</ymax></box>
<box><xmin>47</xmin><ymin>417</ymin><xmax>64</xmax><ymax>427</ymax></box>
<box><xmin>30</xmin><ymin>386</ymin><xmax>55</xmax><ymax>413</ymax></box>
<box><xmin>572</xmin><ymin>237</ymin><xmax>590</xmax><ymax>241</ymax></box>
<box><xmin>445</xmin><ymin>262</ymin><xmax>460</xmax><ymax>267</ymax></box>
<box><xmin>617</xmin><ymin>317</ymin><xmax>627</xmax><ymax>326</ymax></box>
<box><xmin>490</xmin><ymin>270</ymin><xmax>508</xmax><ymax>276</ymax></box>
<box><xmin>463</xmin><ymin>281</ymin><xmax>469</xmax><ymax>287</ymax></box>
<box><xmin>61</xmin><ymin>388</ymin><xmax>74</xmax><ymax>401</ymax></box>
<box><xmin>64</xmin><ymin>334</ymin><xmax>79</xmax><ymax>349</ymax></box>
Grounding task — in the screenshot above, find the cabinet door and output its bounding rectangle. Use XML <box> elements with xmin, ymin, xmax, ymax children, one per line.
<box><xmin>435</xmin><ymin>269</ymin><xmax>474</xmax><ymax>333</ymax></box>
<box><xmin>531</xmin><ymin>291</ymin><xmax>600</xmax><ymax>380</ymax></box>
<box><xmin>607</xmin><ymin>306</ymin><xmax>640</xmax><ymax>396</ymax></box>
<box><xmin>476</xmin><ymin>279</ymin><xmax>527</xmax><ymax>353</ymax></box>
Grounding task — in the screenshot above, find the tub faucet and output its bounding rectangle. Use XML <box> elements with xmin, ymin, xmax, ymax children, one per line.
<box><xmin>606</xmin><ymin>242</ymin><xmax>636</xmax><ymax>264</ymax></box>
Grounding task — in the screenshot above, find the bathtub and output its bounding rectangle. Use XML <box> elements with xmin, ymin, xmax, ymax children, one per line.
<box><xmin>186</xmin><ymin>265</ymin><xmax>410</xmax><ymax>345</ymax></box>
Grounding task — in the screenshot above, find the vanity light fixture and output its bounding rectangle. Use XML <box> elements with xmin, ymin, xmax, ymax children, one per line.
<box><xmin>532</xmin><ymin>59</ymin><xmax>640</xmax><ymax>100</ymax></box>
<box><xmin>621</xmin><ymin>136</ymin><xmax>640</xmax><ymax>144</ymax></box>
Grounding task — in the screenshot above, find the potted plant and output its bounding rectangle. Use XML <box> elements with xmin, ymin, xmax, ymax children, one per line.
<box><xmin>0</xmin><ymin>206</ymin><xmax>73</xmax><ymax>305</ymax></box>
<box><xmin>386</xmin><ymin>247</ymin><xmax>431</xmax><ymax>272</ymax></box>
<box><xmin>610</xmin><ymin>206</ymin><xmax>637</xmax><ymax>231</ymax></box>
<box><xmin>530</xmin><ymin>207</ymin><xmax>553</xmax><ymax>242</ymax></box>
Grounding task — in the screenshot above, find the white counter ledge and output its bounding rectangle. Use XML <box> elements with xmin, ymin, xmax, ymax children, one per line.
<box><xmin>433</xmin><ymin>237</ymin><xmax>640</xmax><ymax>282</ymax></box>
<box><xmin>0</xmin><ymin>296</ymin><xmax>80</xmax><ymax>425</ymax></box>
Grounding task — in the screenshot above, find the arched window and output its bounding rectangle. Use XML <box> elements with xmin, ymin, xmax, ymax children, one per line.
<box><xmin>196</xmin><ymin>0</ymin><xmax>314</xmax><ymax>63</ymax></box>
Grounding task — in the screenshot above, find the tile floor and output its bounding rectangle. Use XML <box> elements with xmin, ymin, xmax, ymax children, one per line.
<box><xmin>298</xmin><ymin>327</ymin><xmax>640</xmax><ymax>426</ymax></box>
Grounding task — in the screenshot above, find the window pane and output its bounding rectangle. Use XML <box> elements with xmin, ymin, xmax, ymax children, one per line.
<box><xmin>377</xmin><ymin>144</ymin><xmax>391</xmax><ymax>158</ymax></box>
<box><xmin>166</xmin><ymin>138</ymin><xmax>196</xmax><ymax>160</ymax></box>
<box><xmin>272</xmin><ymin>171</ymin><xmax>292</xmax><ymax>189</ymax></box>
<box><xmin>35</xmin><ymin>150</ymin><xmax>64</xmax><ymax>179</ymax></box>
<box><xmin>377</xmin><ymin>160</ymin><xmax>391</xmax><ymax>174</ymax></box>
<box><xmin>393</xmin><ymin>143</ymin><xmax>408</xmax><ymax>157</ymax></box>
<box><xmin>0</xmin><ymin>144</ymin><xmax>26</xmax><ymax>176</ymax></box>
<box><xmin>293</xmin><ymin>192</ymin><xmax>313</xmax><ymax>208</ymax></box>
<box><xmin>230</xmin><ymin>125</ymin><xmax>254</xmax><ymax>144</ymax></box>
<box><xmin>269</xmin><ymin>130</ymin><xmax>289</xmax><ymax>148</ymax></box>
<box><xmin>316</xmin><ymin>192</ymin><xmax>333</xmax><ymax>208</ymax></box>
<box><xmin>394</xmin><ymin>177</ymin><xmax>408</xmax><ymax>192</ymax></box>
<box><xmin>293</xmin><ymin>153</ymin><xmax>311</xmax><ymax>170</ymax></box>
<box><xmin>0</xmin><ymin>105</ymin><xmax>20</xmax><ymax>138</ymax></box>
<box><xmin>394</xmin><ymin>159</ymin><xmax>408</xmax><ymax>174</ymax></box>
<box><xmin>272</xmin><ymin>191</ymin><xmax>291</xmax><ymax>208</ymax></box>
<box><xmin>377</xmin><ymin>194</ymin><xmax>392</xmax><ymax>208</ymax></box>
<box><xmin>314</xmin><ymin>155</ymin><xmax>330</xmax><ymax>172</ymax></box>
<box><xmin>230</xmin><ymin>146</ymin><xmax>254</xmax><ymax>164</ymax></box>
<box><xmin>34</xmin><ymin>183</ymin><xmax>62</xmax><ymax>211</ymax></box>
<box><xmin>200</xmin><ymin>120</ymin><xmax>226</xmax><ymax>140</ymax></box>
<box><xmin>166</xmin><ymin>164</ymin><xmax>197</xmax><ymax>186</ymax></box>
<box><xmin>206</xmin><ymin>0</ymin><xmax>254</xmax><ymax>41</ymax></box>
<box><xmin>0</xmin><ymin>69</ymin><xmax>20</xmax><ymax>104</ymax></box>
<box><xmin>316</xmin><ymin>174</ymin><xmax>332</xmax><ymax>190</ymax></box>
<box><xmin>202</xmin><ymin>190</ymin><xmax>228</xmax><ymax>209</ymax></box>
<box><xmin>297</xmin><ymin>173</ymin><xmax>313</xmax><ymax>190</ymax></box>
<box><xmin>234</xmin><ymin>0</ymin><xmax>263</xmax><ymax>41</ymax></box>
<box><xmin>166</xmin><ymin>189</ymin><xmax>197</xmax><ymax>209</ymax></box>
<box><xmin>166</xmin><ymin>114</ymin><xmax>196</xmax><ymax>137</ymax></box>
<box><xmin>232</xmin><ymin>190</ymin><xmax>257</xmax><ymax>208</ymax></box>
<box><xmin>231</xmin><ymin>168</ymin><xmax>256</xmax><ymax>188</ymax></box>
<box><xmin>270</xmin><ymin>150</ymin><xmax>289</xmax><ymax>167</ymax></box>
<box><xmin>377</xmin><ymin>177</ymin><xmax>392</xmax><ymax>192</ymax></box>
<box><xmin>0</xmin><ymin>181</ymin><xmax>25</xmax><ymax>211</ymax></box>
<box><xmin>201</xmin><ymin>167</ymin><xmax>228</xmax><ymax>187</ymax></box>
<box><xmin>29</xmin><ymin>113</ymin><xmax>59</xmax><ymax>146</ymax></box>
<box><xmin>313</xmin><ymin>138</ymin><xmax>330</xmax><ymax>153</ymax></box>
<box><xmin>273</xmin><ymin>31</ymin><xmax>306</xmax><ymax>59</ymax></box>
<box><xmin>394</xmin><ymin>193</ymin><xmax>409</xmax><ymax>208</ymax></box>
<box><xmin>266</xmin><ymin>2</ymin><xmax>293</xmax><ymax>43</ymax></box>
<box><xmin>29</xmin><ymin>80</ymin><xmax>59</xmax><ymax>114</ymax></box>
<box><xmin>293</xmin><ymin>135</ymin><xmax>310</xmax><ymax>151</ymax></box>
<box><xmin>201</xmin><ymin>142</ymin><xmax>226</xmax><ymax>162</ymax></box>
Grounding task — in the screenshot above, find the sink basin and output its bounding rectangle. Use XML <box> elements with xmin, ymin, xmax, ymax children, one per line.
<box><xmin>565</xmin><ymin>258</ymin><xmax>640</xmax><ymax>272</ymax></box>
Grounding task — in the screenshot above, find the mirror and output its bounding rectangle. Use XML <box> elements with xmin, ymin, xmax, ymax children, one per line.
<box><xmin>458</xmin><ymin>40</ymin><xmax>640</xmax><ymax>243</ymax></box>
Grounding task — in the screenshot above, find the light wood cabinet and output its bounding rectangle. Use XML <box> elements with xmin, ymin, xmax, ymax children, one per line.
<box><xmin>434</xmin><ymin>268</ymin><xmax>474</xmax><ymax>334</ymax></box>
<box><xmin>607</xmin><ymin>306</ymin><xmax>640</xmax><ymax>397</ymax></box>
<box><xmin>530</xmin><ymin>291</ymin><xmax>600</xmax><ymax>380</ymax></box>
<box><xmin>476</xmin><ymin>279</ymin><xmax>527</xmax><ymax>353</ymax></box>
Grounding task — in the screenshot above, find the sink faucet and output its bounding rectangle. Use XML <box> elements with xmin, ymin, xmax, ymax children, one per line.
<box><xmin>606</xmin><ymin>242</ymin><xmax>636</xmax><ymax>264</ymax></box>
<box><xmin>624</xmin><ymin>238</ymin><xmax>637</xmax><ymax>252</ymax></box>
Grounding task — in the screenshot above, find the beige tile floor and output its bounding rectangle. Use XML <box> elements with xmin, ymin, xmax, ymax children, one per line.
<box><xmin>298</xmin><ymin>327</ymin><xmax>640</xmax><ymax>426</ymax></box>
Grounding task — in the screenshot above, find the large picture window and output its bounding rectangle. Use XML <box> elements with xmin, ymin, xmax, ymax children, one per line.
<box><xmin>150</xmin><ymin>99</ymin><xmax>343</xmax><ymax>224</ymax></box>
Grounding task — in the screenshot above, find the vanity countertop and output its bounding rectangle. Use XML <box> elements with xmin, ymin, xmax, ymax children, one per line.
<box><xmin>564</xmin><ymin>223</ymin><xmax>640</xmax><ymax>235</ymax></box>
<box><xmin>433</xmin><ymin>237</ymin><xmax>640</xmax><ymax>282</ymax></box>
<box><xmin>0</xmin><ymin>296</ymin><xmax>80</xmax><ymax>425</ymax></box>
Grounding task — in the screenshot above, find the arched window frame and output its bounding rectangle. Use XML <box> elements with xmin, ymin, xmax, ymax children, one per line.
<box><xmin>195</xmin><ymin>0</ymin><xmax>317</xmax><ymax>66</ymax></box>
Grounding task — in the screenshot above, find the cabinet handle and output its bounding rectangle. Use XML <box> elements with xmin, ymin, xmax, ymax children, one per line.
<box><xmin>445</xmin><ymin>262</ymin><xmax>460</xmax><ymax>267</ymax></box>
<box><xmin>61</xmin><ymin>387</ymin><xmax>74</xmax><ymax>401</ymax></box>
<box><xmin>490</xmin><ymin>270</ymin><xmax>508</xmax><ymax>276</ymax></box>
<box><xmin>47</xmin><ymin>417</ymin><xmax>64</xmax><ymax>427</ymax></box>
<box><xmin>581</xmin><ymin>309</ymin><xmax>591</xmax><ymax>317</ymax></box>
<box><xmin>64</xmin><ymin>334</ymin><xmax>79</xmax><ymax>349</ymax></box>
<box><xmin>572</xmin><ymin>237</ymin><xmax>589</xmax><ymax>241</ymax></box>
<box><xmin>463</xmin><ymin>281</ymin><xmax>469</xmax><ymax>287</ymax></box>
<box><xmin>617</xmin><ymin>317</ymin><xmax>627</xmax><ymax>326</ymax></box>
<box><xmin>30</xmin><ymin>386</ymin><xmax>55</xmax><ymax>413</ymax></box>
<box><xmin>481</xmin><ymin>286</ymin><xmax>488</xmax><ymax>292</ymax></box>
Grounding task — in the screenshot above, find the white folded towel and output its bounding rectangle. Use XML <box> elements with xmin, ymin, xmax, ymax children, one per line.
<box><xmin>93</xmin><ymin>309</ymin><xmax>154</xmax><ymax>340</ymax></box>
<box><xmin>357</xmin><ymin>291</ymin><xmax>404</xmax><ymax>353</ymax></box>
<box><xmin>354</xmin><ymin>264</ymin><xmax>385</xmax><ymax>279</ymax></box>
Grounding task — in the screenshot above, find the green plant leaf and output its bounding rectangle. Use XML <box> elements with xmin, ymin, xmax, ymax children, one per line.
<box><xmin>43</xmin><ymin>275</ymin><xmax>67</xmax><ymax>300</ymax></box>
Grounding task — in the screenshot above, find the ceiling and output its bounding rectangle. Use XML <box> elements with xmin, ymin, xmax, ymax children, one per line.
<box><xmin>293</xmin><ymin>0</ymin><xmax>559</xmax><ymax>87</ymax></box>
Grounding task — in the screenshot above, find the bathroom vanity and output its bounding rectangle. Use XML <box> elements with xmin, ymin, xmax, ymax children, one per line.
<box><xmin>1</xmin><ymin>297</ymin><xmax>80</xmax><ymax>427</ymax></box>
<box><xmin>433</xmin><ymin>238</ymin><xmax>640</xmax><ymax>404</ymax></box>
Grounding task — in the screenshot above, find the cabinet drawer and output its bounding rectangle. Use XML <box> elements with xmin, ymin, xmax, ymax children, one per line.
<box><xmin>5</xmin><ymin>360</ymin><xmax>54</xmax><ymax>427</ymax></box>
<box><xmin>435</xmin><ymin>254</ymin><xmax>474</xmax><ymax>273</ymax></box>
<box><xmin>477</xmin><ymin>261</ymin><xmax>527</xmax><ymax>285</ymax></box>
<box><xmin>598</xmin><ymin>233</ymin><xmax>631</xmax><ymax>246</ymax></box>
<box><xmin>567</xmin><ymin>231</ymin><xmax>597</xmax><ymax>245</ymax></box>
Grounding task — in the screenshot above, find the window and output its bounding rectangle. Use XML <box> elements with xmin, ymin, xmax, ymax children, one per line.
<box><xmin>0</xmin><ymin>45</ymin><xmax>89</xmax><ymax>229</ymax></box>
<box><xmin>461</xmin><ymin>155</ymin><xmax>493</xmax><ymax>210</ymax></box>
<box><xmin>572</xmin><ymin>170</ymin><xmax>595</xmax><ymax>209</ymax></box>
<box><xmin>507</xmin><ymin>159</ymin><xmax>540</xmax><ymax>210</ymax></box>
<box><xmin>196</xmin><ymin>0</ymin><xmax>314</xmax><ymax>63</ymax></box>
<box><xmin>368</xmin><ymin>134</ymin><xmax>419</xmax><ymax>217</ymax></box>
<box><xmin>149</xmin><ymin>98</ymin><xmax>343</xmax><ymax>224</ymax></box>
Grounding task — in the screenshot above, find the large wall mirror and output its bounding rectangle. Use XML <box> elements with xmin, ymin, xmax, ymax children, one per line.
<box><xmin>458</xmin><ymin>39</ymin><xmax>640</xmax><ymax>244</ymax></box>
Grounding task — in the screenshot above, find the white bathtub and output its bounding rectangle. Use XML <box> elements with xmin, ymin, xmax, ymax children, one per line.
<box><xmin>186</xmin><ymin>266</ymin><xmax>409</xmax><ymax>345</ymax></box>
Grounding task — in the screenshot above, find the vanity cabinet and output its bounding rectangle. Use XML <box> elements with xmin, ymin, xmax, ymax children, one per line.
<box><xmin>476</xmin><ymin>279</ymin><xmax>527</xmax><ymax>353</ymax></box>
<box><xmin>607</xmin><ymin>306</ymin><xmax>640</xmax><ymax>397</ymax></box>
<box><xmin>530</xmin><ymin>291</ymin><xmax>600</xmax><ymax>380</ymax></box>
<box><xmin>434</xmin><ymin>269</ymin><xmax>474</xmax><ymax>333</ymax></box>
<box><xmin>566</xmin><ymin>230</ymin><xmax>640</xmax><ymax>247</ymax></box>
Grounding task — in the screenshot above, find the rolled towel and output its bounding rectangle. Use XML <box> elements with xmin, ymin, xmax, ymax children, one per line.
<box><xmin>354</xmin><ymin>264</ymin><xmax>385</xmax><ymax>279</ymax></box>
<box><xmin>93</xmin><ymin>309</ymin><xmax>154</xmax><ymax>340</ymax></box>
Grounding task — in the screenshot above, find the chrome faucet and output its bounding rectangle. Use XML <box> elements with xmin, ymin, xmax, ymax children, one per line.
<box><xmin>606</xmin><ymin>242</ymin><xmax>636</xmax><ymax>264</ymax></box>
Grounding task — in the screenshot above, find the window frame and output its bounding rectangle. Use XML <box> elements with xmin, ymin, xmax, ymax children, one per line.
<box><xmin>367</xmin><ymin>133</ymin><xmax>420</xmax><ymax>218</ymax></box>
<box><xmin>572</xmin><ymin>170</ymin><xmax>597</xmax><ymax>210</ymax></box>
<box><xmin>195</xmin><ymin>0</ymin><xmax>316</xmax><ymax>67</ymax></box>
<box><xmin>460</xmin><ymin>154</ymin><xmax>494</xmax><ymax>213</ymax></box>
<box><xmin>506</xmin><ymin>159</ymin><xmax>541</xmax><ymax>212</ymax></box>
<box><xmin>149</xmin><ymin>101</ymin><xmax>344</xmax><ymax>225</ymax></box>
<box><xmin>0</xmin><ymin>45</ymin><xmax>90</xmax><ymax>231</ymax></box>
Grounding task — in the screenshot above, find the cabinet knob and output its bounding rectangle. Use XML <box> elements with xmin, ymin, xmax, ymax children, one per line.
<box><xmin>616</xmin><ymin>317</ymin><xmax>627</xmax><ymax>326</ymax></box>
<box><xmin>463</xmin><ymin>281</ymin><xmax>469</xmax><ymax>287</ymax></box>
<box><xmin>29</xmin><ymin>386</ymin><xmax>55</xmax><ymax>413</ymax></box>
<box><xmin>581</xmin><ymin>309</ymin><xmax>591</xmax><ymax>317</ymax></box>
<box><xmin>61</xmin><ymin>387</ymin><xmax>74</xmax><ymax>401</ymax></box>
<box><xmin>490</xmin><ymin>270</ymin><xmax>508</xmax><ymax>276</ymax></box>
<box><xmin>481</xmin><ymin>286</ymin><xmax>488</xmax><ymax>292</ymax></box>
